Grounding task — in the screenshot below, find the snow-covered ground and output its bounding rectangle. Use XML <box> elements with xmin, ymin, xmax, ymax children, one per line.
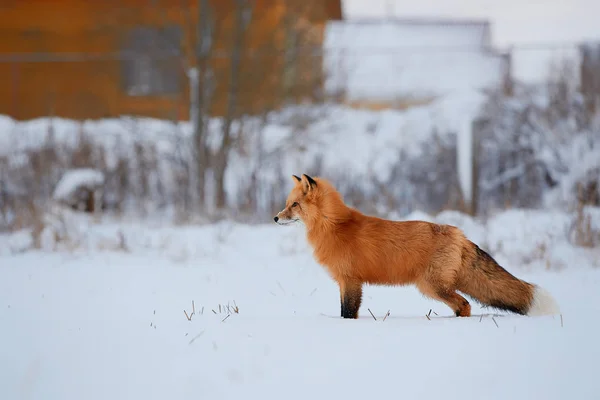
<box><xmin>1</xmin><ymin>207</ymin><xmax>599</xmax><ymax>399</ymax></box>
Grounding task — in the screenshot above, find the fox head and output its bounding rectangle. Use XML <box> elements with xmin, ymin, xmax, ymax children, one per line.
<box><xmin>273</xmin><ymin>174</ymin><xmax>319</xmax><ymax>226</ymax></box>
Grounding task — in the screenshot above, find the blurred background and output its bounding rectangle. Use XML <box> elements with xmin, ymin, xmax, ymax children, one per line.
<box><xmin>0</xmin><ymin>0</ymin><xmax>598</xmax><ymax>248</ymax></box>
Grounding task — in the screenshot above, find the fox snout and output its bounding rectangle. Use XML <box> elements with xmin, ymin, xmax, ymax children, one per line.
<box><xmin>274</xmin><ymin>207</ymin><xmax>298</xmax><ymax>225</ymax></box>
<box><xmin>274</xmin><ymin>210</ymin><xmax>286</xmax><ymax>224</ymax></box>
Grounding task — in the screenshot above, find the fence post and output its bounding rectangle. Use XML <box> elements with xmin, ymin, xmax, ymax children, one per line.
<box><xmin>462</xmin><ymin>117</ymin><xmax>487</xmax><ymax>216</ymax></box>
<box><xmin>470</xmin><ymin>118</ymin><xmax>484</xmax><ymax>216</ymax></box>
<box><xmin>501</xmin><ymin>47</ymin><xmax>514</xmax><ymax>97</ymax></box>
<box><xmin>579</xmin><ymin>42</ymin><xmax>600</xmax><ymax>119</ymax></box>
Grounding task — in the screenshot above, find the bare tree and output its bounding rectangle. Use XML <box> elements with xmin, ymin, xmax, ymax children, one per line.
<box><xmin>146</xmin><ymin>0</ymin><xmax>217</xmax><ymax>211</ymax></box>
<box><xmin>213</xmin><ymin>0</ymin><xmax>253</xmax><ymax>211</ymax></box>
<box><xmin>125</xmin><ymin>0</ymin><xmax>332</xmax><ymax>218</ymax></box>
<box><xmin>191</xmin><ymin>0</ymin><xmax>216</xmax><ymax>210</ymax></box>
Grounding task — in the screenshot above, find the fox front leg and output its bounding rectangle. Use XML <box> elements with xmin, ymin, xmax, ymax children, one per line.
<box><xmin>339</xmin><ymin>280</ymin><xmax>363</xmax><ymax>319</ymax></box>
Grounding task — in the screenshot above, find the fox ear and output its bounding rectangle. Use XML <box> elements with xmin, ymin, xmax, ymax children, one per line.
<box><xmin>301</xmin><ymin>174</ymin><xmax>317</xmax><ymax>192</ymax></box>
<box><xmin>292</xmin><ymin>175</ymin><xmax>301</xmax><ymax>184</ymax></box>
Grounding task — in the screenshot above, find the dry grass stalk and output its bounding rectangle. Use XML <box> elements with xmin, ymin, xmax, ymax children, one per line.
<box><xmin>367</xmin><ymin>308</ymin><xmax>377</xmax><ymax>321</ymax></box>
<box><xmin>184</xmin><ymin>300</ymin><xmax>196</xmax><ymax>321</ymax></box>
<box><xmin>205</xmin><ymin>301</ymin><xmax>240</xmax><ymax>319</ymax></box>
<box><xmin>382</xmin><ymin>310</ymin><xmax>390</xmax><ymax>321</ymax></box>
<box><xmin>188</xmin><ymin>330</ymin><xmax>205</xmax><ymax>345</ymax></box>
<box><xmin>277</xmin><ymin>281</ymin><xmax>286</xmax><ymax>295</ymax></box>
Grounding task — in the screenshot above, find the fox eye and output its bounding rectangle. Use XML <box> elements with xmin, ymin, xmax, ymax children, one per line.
<box><xmin>292</xmin><ymin>202</ymin><xmax>299</xmax><ymax>208</ymax></box>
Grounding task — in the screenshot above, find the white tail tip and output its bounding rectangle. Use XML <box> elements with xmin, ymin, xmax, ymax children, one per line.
<box><xmin>527</xmin><ymin>285</ymin><xmax>560</xmax><ymax>316</ymax></box>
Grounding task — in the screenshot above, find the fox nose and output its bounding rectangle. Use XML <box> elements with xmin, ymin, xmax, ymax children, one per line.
<box><xmin>274</xmin><ymin>216</ymin><xmax>279</xmax><ymax>223</ymax></box>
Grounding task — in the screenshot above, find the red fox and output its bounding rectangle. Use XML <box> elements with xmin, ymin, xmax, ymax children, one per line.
<box><xmin>274</xmin><ymin>174</ymin><xmax>560</xmax><ymax>319</ymax></box>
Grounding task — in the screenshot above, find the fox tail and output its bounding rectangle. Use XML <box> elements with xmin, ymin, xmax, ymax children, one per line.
<box><xmin>458</xmin><ymin>243</ymin><xmax>560</xmax><ymax>316</ymax></box>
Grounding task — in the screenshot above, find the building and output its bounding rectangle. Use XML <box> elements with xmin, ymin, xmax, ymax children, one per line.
<box><xmin>0</xmin><ymin>0</ymin><xmax>342</xmax><ymax>121</ymax></box>
<box><xmin>323</xmin><ymin>18</ymin><xmax>507</xmax><ymax>109</ymax></box>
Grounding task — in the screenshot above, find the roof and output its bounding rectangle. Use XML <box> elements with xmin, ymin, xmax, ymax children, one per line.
<box><xmin>339</xmin><ymin>17</ymin><xmax>491</xmax><ymax>27</ymax></box>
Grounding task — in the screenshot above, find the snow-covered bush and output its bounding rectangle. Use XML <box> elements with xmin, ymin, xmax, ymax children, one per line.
<box><xmin>53</xmin><ymin>168</ymin><xmax>105</xmax><ymax>212</ymax></box>
<box><xmin>475</xmin><ymin>59</ymin><xmax>600</xmax><ymax>216</ymax></box>
<box><xmin>568</xmin><ymin>205</ymin><xmax>600</xmax><ymax>248</ymax></box>
<box><xmin>0</xmin><ymin>98</ymin><xmax>472</xmax><ymax>228</ymax></box>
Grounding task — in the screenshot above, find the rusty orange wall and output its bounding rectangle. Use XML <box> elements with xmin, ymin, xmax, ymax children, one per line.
<box><xmin>0</xmin><ymin>0</ymin><xmax>341</xmax><ymax>121</ymax></box>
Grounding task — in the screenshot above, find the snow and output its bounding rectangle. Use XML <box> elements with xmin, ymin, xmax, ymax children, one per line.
<box><xmin>511</xmin><ymin>45</ymin><xmax>581</xmax><ymax>85</ymax></box>
<box><xmin>260</xmin><ymin>103</ymin><xmax>468</xmax><ymax>180</ymax></box>
<box><xmin>5</xmin><ymin>229</ymin><xmax>34</xmax><ymax>254</ymax></box>
<box><xmin>1</xmin><ymin>207</ymin><xmax>599</xmax><ymax>399</ymax></box>
<box><xmin>52</xmin><ymin>168</ymin><xmax>105</xmax><ymax>202</ymax></box>
<box><xmin>323</xmin><ymin>20</ymin><xmax>506</xmax><ymax>101</ymax></box>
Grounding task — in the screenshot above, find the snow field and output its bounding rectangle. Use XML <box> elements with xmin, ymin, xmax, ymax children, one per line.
<box><xmin>1</xmin><ymin>208</ymin><xmax>600</xmax><ymax>399</ymax></box>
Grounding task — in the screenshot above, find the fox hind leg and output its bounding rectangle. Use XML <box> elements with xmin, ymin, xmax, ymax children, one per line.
<box><xmin>436</xmin><ymin>290</ymin><xmax>471</xmax><ymax>317</ymax></box>
<box><xmin>417</xmin><ymin>281</ymin><xmax>471</xmax><ymax>317</ymax></box>
<box><xmin>339</xmin><ymin>280</ymin><xmax>363</xmax><ymax>319</ymax></box>
<box><xmin>419</xmin><ymin>248</ymin><xmax>472</xmax><ymax>317</ymax></box>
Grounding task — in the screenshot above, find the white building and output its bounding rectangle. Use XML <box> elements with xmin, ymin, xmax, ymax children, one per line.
<box><xmin>323</xmin><ymin>18</ymin><xmax>507</xmax><ymax>105</ymax></box>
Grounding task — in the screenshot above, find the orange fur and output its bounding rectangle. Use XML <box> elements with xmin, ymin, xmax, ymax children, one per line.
<box><xmin>274</xmin><ymin>174</ymin><xmax>559</xmax><ymax>319</ymax></box>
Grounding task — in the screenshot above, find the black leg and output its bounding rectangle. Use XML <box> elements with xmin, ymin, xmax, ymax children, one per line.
<box><xmin>340</xmin><ymin>281</ymin><xmax>363</xmax><ymax>319</ymax></box>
